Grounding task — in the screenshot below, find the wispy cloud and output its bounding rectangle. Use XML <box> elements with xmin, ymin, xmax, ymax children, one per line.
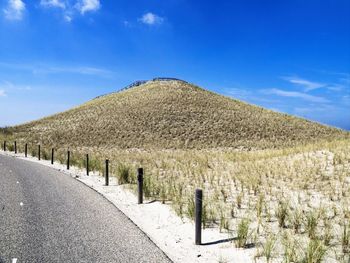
<box><xmin>64</xmin><ymin>14</ymin><xmax>72</xmax><ymax>22</ymax></box>
<box><xmin>222</xmin><ymin>87</ymin><xmax>280</xmax><ymax>105</ymax></box>
<box><xmin>40</xmin><ymin>0</ymin><xmax>71</xmax><ymax>22</ymax></box>
<box><xmin>48</xmin><ymin>66</ymin><xmax>111</xmax><ymax>76</ymax></box>
<box><xmin>0</xmin><ymin>62</ymin><xmax>113</xmax><ymax>77</ymax></box>
<box><xmin>39</xmin><ymin>0</ymin><xmax>100</xmax><ymax>22</ymax></box>
<box><xmin>75</xmin><ymin>0</ymin><xmax>100</xmax><ymax>14</ymax></box>
<box><xmin>40</xmin><ymin>0</ymin><xmax>66</xmax><ymax>9</ymax></box>
<box><xmin>3</xmin><ymin>0</ymin><xmax>25</xmax><ymax>20</ymax></box>
<box><xmin>264</xmin><ymin>88</ymin><xmax>329</xmax><ymax>103</ymax></box>
<box><xmin>313</xmin><ymin>69</ymin><xmax>350</xmax><ymax>79</ymax></box>
<box><xmin>340</xmin><ymin>75</ymin><xmax>350</xmax><ymax>85</ymax></box>
<box><xmin>327</xmin><ymin>84</ymin><xmax>345</xmax><ymax>92</ymax></box>
<box><xmin>0</xmin><ymin>81</ymin><xmax>31</xmax><ymax>93</ymax></box>
<box><xmin>294</xmin><ymin>104</ymin><xmax>336</xmax><ymax>114</ymax></box>
<box><xmin>282</xmin><ymin>74</ymin><xmax>349</xmax><ymax>92</ymax></box>
<box><xmin>223</xmin><ymin>88</ymin><xmax>251</xmax><ymax>100</ymax></box>
<box><xmin>343</xmin><ymin>95</ymin><xmax>350</xmax><ymax>105</ymax></box>
<box><xmin>123</xmin><ymin>20</ymin><xmax>131</xmax><ymax>27</ymax></box>
<box><xmin>283</xmin><ymin>76</ymin><xmax>325</xmax><ymax>92</ymax></box>
<box><xmin>0</xmin><ymin>90</ymin><xmax>6</xmax><ymax>97</ymax></box>
<box><xmin>139</xmin><ymin>12</ymin><xmax>164</xmax><ymax>25</ymax></box>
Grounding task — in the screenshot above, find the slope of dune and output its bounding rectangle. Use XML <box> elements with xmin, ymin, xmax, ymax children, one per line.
<box><xmin>4</xmin><ymin>79</ymin><xmax>349</xmax><ymax>149</ymax></box>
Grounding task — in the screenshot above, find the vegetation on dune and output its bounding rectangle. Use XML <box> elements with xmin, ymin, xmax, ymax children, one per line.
<box><xmin>5</xmin><ymin>80</ymin><xmax>349</xmax><ymax>150</ymax></box>
<box><xmin>1</xmin><ymin>79</ymin><xmax>350</xmax><ymax>262</ymax></box>
<box><xmin>2</xmin><ymin>139</ymin><xmax>349</xmax><ymax>261</ymax></box>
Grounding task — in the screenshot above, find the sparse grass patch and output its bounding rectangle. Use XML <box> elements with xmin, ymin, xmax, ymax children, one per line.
<box><xmin>277</xmin><ymin>201</ymin><xmax>289</xmax><ymax>228</ymax></box>
<box><xmin>262</xmin><ymin>235</ymin><xmax>276</xmax><ymax>263</ymax></box>
<box><xmin>303</xmin><ymin>239</ymin><xmax>327</xmax><ymax>263</ymax></box>
<box><xmin>305</xmin><ymin>211</ymin><xmax>319</xmax><ymax>240</ymax></box>
<box><xmin>117</xmin><ymin>164</ymin><xmax>133</xmax><ymax>184</ymax></box>
<box><xmin>235</xmin><ymin>218</ymin><xmax>250</xmax><ymax>248</ymax></box>
<box><xmin>342</xmin><ymin>221</ymin><xmax>350</xmax><ymax>254</ymax></box>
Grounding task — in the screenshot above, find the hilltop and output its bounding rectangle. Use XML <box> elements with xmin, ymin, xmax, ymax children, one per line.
<box><xmin>4</xmin><ymin>79</ymin><xmax>349</xmax><ymax>149</ymax></box>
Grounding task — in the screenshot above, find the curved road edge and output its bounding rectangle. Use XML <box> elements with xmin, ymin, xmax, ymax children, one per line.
<box><xmin>0</xmin><ymin>150</ymin><xmax>255</xmax><ymax>263</ymax></box>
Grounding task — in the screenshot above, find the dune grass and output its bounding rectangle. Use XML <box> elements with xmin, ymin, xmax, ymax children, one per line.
<box><xmin>5</xmin><ymin>80</ymin><xmax>348</xmax><ymax>150</ymax></box>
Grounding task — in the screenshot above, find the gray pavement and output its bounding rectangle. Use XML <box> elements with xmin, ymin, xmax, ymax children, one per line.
<box><xmin>0</xmin><ymin>154</ymin><xmax>171</xmax><ymax>263</ymax></box>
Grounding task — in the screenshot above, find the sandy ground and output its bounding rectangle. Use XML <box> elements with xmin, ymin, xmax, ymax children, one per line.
<box><xmin>0</xmin><ymin>150</ymin><xmax>256</xmax><ymax>263</ymax></box>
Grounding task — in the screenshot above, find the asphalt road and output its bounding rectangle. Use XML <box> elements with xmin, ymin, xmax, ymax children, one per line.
<box><xmin>0</xmin><ymin>154</ymin><xmax>171</xmax><ymax>263</ymax></box>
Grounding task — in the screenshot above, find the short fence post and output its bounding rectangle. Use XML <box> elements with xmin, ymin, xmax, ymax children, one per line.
<box><xmin>38</xmin><ymin>145</ymin><xmax>41</xmax><ymax>160</ymax></box>
<box><xmin>137</xmin><ymin>168</ymin><xmax>144</xmax><ymax>204</ymax></box>
<box><xmin>51</xmin><ymin>148</ymin><xmax>54</xmax><ymax>165</ymax></box>
<box><xmin>25</xmin><ymin>143</ymin><xmax>27</xmax><ymax>157</ymax></box>
<box><xmin>67</xmin><ymin>151</ymin><xmax>70</xmax><ymax>170</ymax></box>
<box><xmin>105</xmin><ymin>159</ymin><xmax>109</xmax><ymax>186</ymax></box>
<box><xmin>86</xmin><ymin>154</ymin><xmax>89</xmax><ymax>176</ymax></box>
<box><xmin>3</xmin><ymin>141</ymin><xmax>6</xmax><ymax>151</ymax></box>
<box><xmin>195</xmin><ymin>189</ymin><xmax>203</xmax><ymax>245</ymax></box>
<box><xmin>14</xmin><ymin>141</ymin><xmax>17</xmax><ymax>154</ymax></box>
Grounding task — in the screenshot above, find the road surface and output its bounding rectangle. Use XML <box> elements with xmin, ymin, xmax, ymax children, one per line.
<box><xmin>0</xmin><ymin>154</ymin><xmax>171</xmax><ymax>263</ymax></box>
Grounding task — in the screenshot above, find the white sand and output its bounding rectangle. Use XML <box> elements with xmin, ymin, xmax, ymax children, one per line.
<box><xmin>0</xmin><ymin>150</ymin><xmax>256</xmax><ymax>263</ymax></box>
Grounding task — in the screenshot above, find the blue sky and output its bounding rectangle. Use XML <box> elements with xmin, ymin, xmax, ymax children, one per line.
<box><xmin>0</xmin><ymin>0</ymin><xmax>349</xmax><ymax>130</ymax></box>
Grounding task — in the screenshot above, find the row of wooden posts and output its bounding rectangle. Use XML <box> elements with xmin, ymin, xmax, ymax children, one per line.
<box><xmin>2</xmin><ymin>140</ymin><xmax>204</xmax><ymax>245</ymax></box>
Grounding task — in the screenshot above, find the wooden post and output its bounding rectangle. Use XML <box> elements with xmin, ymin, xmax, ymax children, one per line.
<box><xmin>86</xmin><ymin>154</ymin><xmax>89</xmax><ymax>176</ymax></box>
<box><xmin>67</xmin><ymin>151</ymin><xmax>70</xmax><ymax>170</ymax></box>
<box><xmin>51</xmin><ymin>148</ymin><xmax>54</xmax><ymax>165</ymax></box>
<box><xmin>25</xmin><ymin>143</ymin><xmax>27</xmax><ymax>157</ymax></box>
<box><xmin>38</xmin><ymin>145</ymin><xmax>41</xmax><ymax>160</ymax></box>
<box><xmin>195</xmin><ymin>189</ymin><xmax>203</xmax><ymax>245</ymax></box>
<box><xmin>3</xmin><ymin>141</ymin><xmax>6</xmax><ymax>151</ymax></box>
<box><xmin>14</xmin><ymin>141</ymin><xmax>17</xmax><ymax>154</ymax></box>
<box><xmin>137</xmin><ymin>168</ymin><xmax>144</xmax><ymax>204</ymax></box>
<box><xmin>105</xmin><ymin>159</ymin><xmax>109</xmax><ymax>186</ymax></box>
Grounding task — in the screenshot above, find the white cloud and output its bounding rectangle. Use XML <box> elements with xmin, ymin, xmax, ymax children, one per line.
<box><xmin>3</xmin><ymin>0</ymin><xmax>25</xmax><ymax>20</ymax></box>
<box><xmin>0</xmin><ymin>81</ymin><xmax>32</xmax><ymax>93</ymax></box>
<box><xmin>294</xmin><ymin>104</ymin><xmax>335</xmax><ymax>115</ymax></box>
<box><xmin>327</xmin><ymin>84</ymin><xmax>344</xmax><ymax>92</ymax></box>
<box><xmin>123</xmin><ymin>20</ymin><xmax>131</xmax><ymax>27</ymax></box>
<box><xmin>75</xmin><ymin>0</ymin><xmax>100</xmax><ymax>14</ymax></box>
<box><xmin>265</xmin><ymin>88</ymin><xmax>329</xmax><ymax>103</ymax></box>
<box><xmin>340</xmin><ymin>75</ymin><xmax>350</xmax><ymax>85</ymax></box>
<box><xmin>139</xmin><ymin>12</ymin><xmax>164</xmax><ymax>25</ymax></box>
<box><xmin>0</xmin><ymin>62</ymin><xmax>113</xmax><ymax>77</ymax></box>
<box><xmin>222</xmin><ymin>87</ymin><xmax>281</xmax><ymax>106</ymax></box>
<box><xmin>224</xmin><ymin>88</ymin><xmax>251</xmax><ymax>100</ymax></box>
<box><xmin>343</xmin><ymin>95</ymin><xmax>350</xmax><ymax>105</ymax></box>
<box><xmin>40</xmin><ymin>0</ymin><xmax>69</xmax><ymax>22</ymax></box>
<box><xmin>48</xmin><ymin>66</ymin><xmax>111</xmax><ymax>76</ymax></box>
<box><xmin>283</xmin><ymin>76</ymin><xmax>325</xmax><ymax>92</ymax></box>
<box><xmin>39</xmin><ymin>0</ymin><xmax>101</xmax><ymax>21</ymax></box>
<box><xmin>40</xmin><ymin>0</ymin><xmax>66</xmax><ymax>9</ymax></box>
<box><xmin>64</xmin><ymin>14</ymin><xmax>72</xmax><ymax>22</ymax></box>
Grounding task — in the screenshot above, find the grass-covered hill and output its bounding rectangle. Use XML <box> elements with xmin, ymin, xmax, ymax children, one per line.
<box><xmin>4</xmin><ymin>79</ymin><xmax>349</xmax><ymax>149</ymax></box>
